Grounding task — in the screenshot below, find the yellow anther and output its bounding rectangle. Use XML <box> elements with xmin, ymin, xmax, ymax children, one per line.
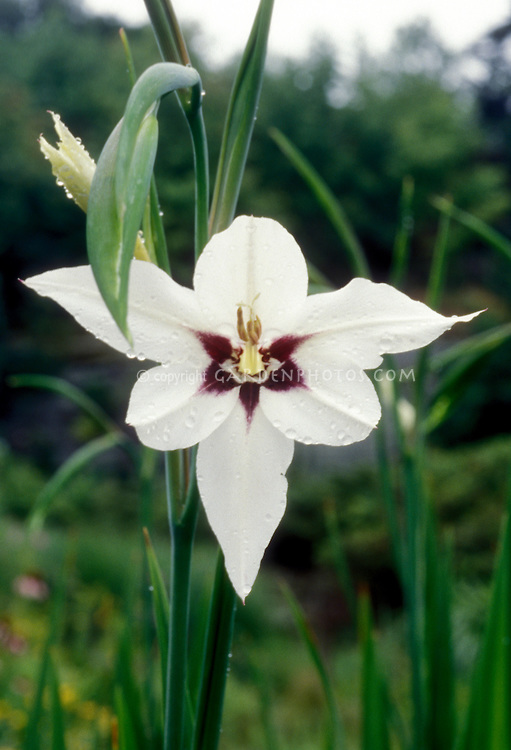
<box><xmin>237</xmin><ymin>306</ymin><xmax>249</xmax><ymax>342</ymax></box>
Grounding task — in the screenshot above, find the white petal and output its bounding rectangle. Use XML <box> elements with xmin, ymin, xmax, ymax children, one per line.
<box><xmin>197</xmin><ymin>401</ymin><xmax>294</xmax><ymax>599</ymax></box>
<box><xmin>294</xmin><ymin>278</ymin><xmax>481</xmax><ymax>370</ymax></box>
<box><xmin>193</xmin><ymin>216</ymin><xmax>308</xmax><ymax>340</ymax></box>
<box><xmin>24</xmin><ymin>260</ymin><xmax>205</xmax><ymax>364</ymax></box>
<box><xmin>260</xmin><ymin>339</ymin><xmax>381</xmax><ymax>446</ymax></box>
<box><xmin>127</xmin><ymin>364</ymin><xmax>239</xmax><ymax>450</ymax></box>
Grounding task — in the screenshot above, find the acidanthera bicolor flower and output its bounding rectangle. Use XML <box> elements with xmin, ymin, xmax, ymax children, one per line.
<box><xmin>24</xmin><ymin>216</ymin><xmax>480</xmax><ymax>599</ymax></box>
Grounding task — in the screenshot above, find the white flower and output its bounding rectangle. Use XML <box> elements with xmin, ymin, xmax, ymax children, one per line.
<box><xmin>24</xmin><ymin>216</ymin><xmax>480</xmax><ymax>599</ymax></box>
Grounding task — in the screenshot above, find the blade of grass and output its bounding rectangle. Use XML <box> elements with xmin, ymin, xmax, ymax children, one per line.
<box><xmin>192</xmin><ymin>551</ymin><xmax>237</xmax><ymax>750</ymax></box>
<box><xmin>358</xmin><ymin>592</ymin><xmax>391</xmax><ymax>750</ymax></box>
<box><xmin>114</xmin><ymin>687</ymin><xmax>139</xmax><ymax>750</ymax></box>
<box><xmin>423</xmin><ymin>510</ymin><xmax>456</xmax><ymax>750</ymax></box>
<box><xmin>48</xmin><ymin>653</ymin><xmax>67</xmax><ymax>750</ymax></box>
<box><xmin>143</xmin><ymin>528</ymin><xmax>170</xmax><ymax>701</ymax></box>
<box><xmin>209</xmin><ymin>0</ymin><xmax>274</xmax><ymax>234</ymax></box>
<box><xmin>455</xmin><ymin>481</ymin><xmax>511</xmax><ymax>750</ymax></box>
<box><xmin>28</xmin><ymin>432</ymin><xmax>127</xmax><ymax>532</ymax></box>
<box><xmin>323</xmin><ymin>499</ymin><xmax>357</xmax><ymax>620</ymax></box>
<box><xmin>23</xmin><ymin>551</ymin><xmax>67</xmax><ymax>750</ymax></box>
<box><xmin>270</xmin><ymin>127</ymin><xmax>370</xmax><ymax>279</ymax></box>
<box><xmin>432</xmin><ymin>196</ymin><xmax>511</xmax><ymax>264</ymax></box>
<box><xmin>9</xmin><ymin>374</ymin><xmax>118</xmax><ymax>435</ymax></box>
<box><xmin>390</xmin><ymin>176</ymin><xmax>414</xmax><ymax>288</ymax></box>
<box><xmin>115</xmin><ymin>629</ymin><xmax>148</xmax><ymax>750</ymax></box>
<box><xmin>281</xmin><ymin>582</ymin><xmax>344</xmax><ymax>750</ymax></box>
<box><xmin>429</xmin><ymin>322</ymin><xmax>511</xmax><ymax>372</ymax></box>
<box><xmin>426</xmin><ymin>324</ymin><xmax>511</xmax><ymax>432</ymax></box>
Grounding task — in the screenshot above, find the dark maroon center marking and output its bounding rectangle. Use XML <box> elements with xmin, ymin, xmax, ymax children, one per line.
<box><xmin>196</xmin><ymin>332</ymin><xmax>234</xmax><ymax>362</ymax></box>
<box><xmin>196</xmin><ymin>331</ymin><xmax>310</xmax><ymax>424</ymax></box>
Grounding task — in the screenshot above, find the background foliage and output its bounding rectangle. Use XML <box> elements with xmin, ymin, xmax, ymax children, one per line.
<box><xmin>1</xmin><ymin>0</ymin><xmax>511</xmax><ymax>747</ymax></box>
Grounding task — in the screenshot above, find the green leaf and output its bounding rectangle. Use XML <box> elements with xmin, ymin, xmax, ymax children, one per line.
<box><xmin>390</xmin><ymin>176</ymin><xmax>414</xmax><ymax>288</ymax></box>
<box><xmin>87</xmin><ymin>63</ymin><xmax>200</xmax><ymax>337</ymax></box>
<box><xmin>9</xmin><ymin>374</ymin><xmax>118</xmax><ymax>434</ymax></box>
<box><xmin>270</xmin><ymin>127</ymin><xmax>370</xmax><ymax>279</ymax></box>
<box><xmin>48</xmin><ymin>654</ymin><xmax>67</xmax><ymax>750</ymax></box>
<box><xmin>143</xmin><ymin>528</ymin><xmax>170</xmax><ymax>700</ymax></box>
<box><xmin>323</xmin><ymin>499</ymin><xmax>356</xmax><ymax>619</ymax></box>
<box><xmin>424</xmin><ymin>512</ymin><xmax>456</xmax><ymax>750</ymax></box>
<box><xmin>456</xmin><ymin>490</ymin><xmax>511</xmax><ymax>750</ymax></box>
<box><xmin>115</xmin><ymin>630</ymin><xmax>148</xmax><ymax>750</ymax></box>
<box><xmin>432</xmin><ymin>196</ymin><xmax>511</xmax><ymax>264</ymax></box>
<box><xmin>359</xmin><ymin>594</ymin><xmax>391</xmax><ymax>750</ymax></box>
<box><xmin>192</xmin><ymin>552</ymin><xmax>237</xmax><ymax>750</ymax></box>
<box><xmin>29</xmin><ymin>433</ymin><xmax>127</xmax><ymax>531</ymax></box>
<box><xmin>114</xmin><ymin>688</ymin><xmax>138</xmax><ymax>750</ymax></box>
<box><xmin>23</xmin><ymin>556</ymin><xmax>67</xmax><ymax>750</ymax></box>
<box><xmin>281</xmin><ymin>583</ymin><xmax>344</xmax><ymax>750</ymax></box>
<box><xmin>426</xmin><ymin>323</ymin><xmax>511</xmax><ymax>432</ymax></box>
<box><xmin>209</xmin><ymin>0</ymin><xmax>274</xmax><ymax>234</ymax></box>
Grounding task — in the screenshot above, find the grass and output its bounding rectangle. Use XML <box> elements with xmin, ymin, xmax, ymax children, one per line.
<box><xmin>0</xmin><ymin>435</ymin><xmax>508</xmax><ymax>748</ymax></box>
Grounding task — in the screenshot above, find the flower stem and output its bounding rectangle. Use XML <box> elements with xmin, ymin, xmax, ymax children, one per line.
<box><xmin>164</xmin><ymin>450</ymin><xmax>199</xmax><ymax>750</ymax></box>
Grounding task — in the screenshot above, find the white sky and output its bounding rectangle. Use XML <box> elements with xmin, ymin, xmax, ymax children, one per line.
<box><xmin>83</xmin><ymin>0</ymin><xmax>511</xmax><ymax>65</ymax></box>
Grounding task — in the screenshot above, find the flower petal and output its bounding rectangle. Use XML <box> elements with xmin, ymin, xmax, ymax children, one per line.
<box><xmin>260</xmin><ymin>340</ymin><xmax>381</xmax><ymax>446</ymax></box>
<box><xmin>193</xmin><ymin>216</ymin><xmax>309</xmax><ymax>341</ymax></box>
<box><xmin>294</xmin><ymin>278</ymin><xmax>481</xmax><ymax>369</ymax></box>
<box><xmin>197</xmin><ymin>401</ymin><xmax>294</xmax><ymax>599</ymax></box>
<box><xmin>127</xmin><ymin>364</ymin><xmax>239</xmax><ymax>450</ymax></box>
<box><xmin>24</xmin><ymin>260</ymin><xmax>205</xmax><ymax>364</ymax></box>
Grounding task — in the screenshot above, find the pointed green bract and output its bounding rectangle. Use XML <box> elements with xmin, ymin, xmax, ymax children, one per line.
<box><xmin>87</xmin><ymin>63</ymin><xmax>200</xmax><ymax>338</ymax></box>
<box><xmin>209</xmin><ymin>0</ymin><xmax>274</xmax><ymax>234</ymax></box>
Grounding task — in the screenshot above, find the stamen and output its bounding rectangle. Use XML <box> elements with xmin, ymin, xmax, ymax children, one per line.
<box><xmin>237</xmin><ymin>306</ymin><xmax>249</xmax><ymax>342</ymax></box>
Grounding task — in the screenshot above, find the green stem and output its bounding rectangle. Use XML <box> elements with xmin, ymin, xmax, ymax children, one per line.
<box><xmin>186</xmin><ymin>100</ymin><xmax>210</xmax><ymax>258</ymax></box>
<box><xmin>164</xmin><ymin>450</ymin><xmax>199</xmax><ymax>750</ymax></box>
<box><xmin>384</xmin><ymin>365</ymin><xmax>426</xmax><ymax>749</ymax></box>
<box><xmin>192</xmin><ymin>552</ymin><xmax>237</xmax><ymax>750</ymax></box>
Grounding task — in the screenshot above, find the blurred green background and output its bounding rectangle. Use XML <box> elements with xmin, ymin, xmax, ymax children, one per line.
<box><xmin>1</xmin><ymin>0</ymin><xmax>511</xmax><ymax>747</ymax></box>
